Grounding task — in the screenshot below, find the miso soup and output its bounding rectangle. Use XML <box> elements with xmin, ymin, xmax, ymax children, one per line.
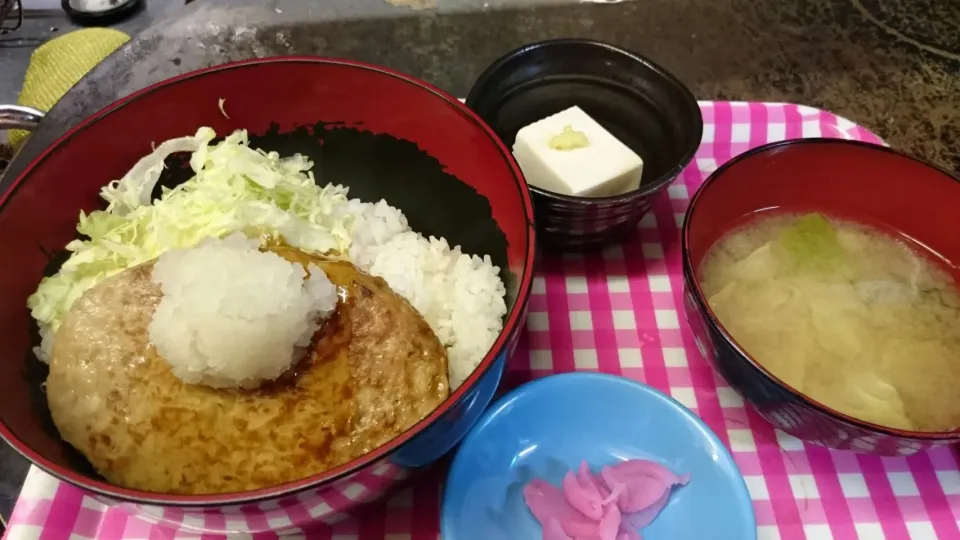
<box><xmin>699</xmin><ymin>212</ymin><xmax>960</xmax><ymax>432</ymax></box>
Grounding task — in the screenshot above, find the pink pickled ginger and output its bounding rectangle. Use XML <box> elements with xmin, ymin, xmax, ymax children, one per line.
<box><xmin>522</xmin><ymin>460</ymin><xmax>689</xmax><ymax>540</ymax></box>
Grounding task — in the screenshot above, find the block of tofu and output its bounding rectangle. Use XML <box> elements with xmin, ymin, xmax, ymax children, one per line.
<box><xmin>511</xmin><ymin>106</ymin><xmax>644</xmax><ymax>197</ymax></box>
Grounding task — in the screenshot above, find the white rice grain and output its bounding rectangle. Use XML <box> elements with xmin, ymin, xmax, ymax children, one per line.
<box><xmin>344</xmin><ymin>199</ymin><xmax>507</xmax><ymax>388</ymax></box>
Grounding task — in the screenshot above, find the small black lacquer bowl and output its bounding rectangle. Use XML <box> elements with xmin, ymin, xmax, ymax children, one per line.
<box><xmin>466</xmin><ymin>39</ymin><xmax>703</xmax><ymax>251</ymax></box>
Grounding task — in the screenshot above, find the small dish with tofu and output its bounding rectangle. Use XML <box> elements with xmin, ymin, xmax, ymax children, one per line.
<box><xmin>466</xmin><ymin>39</ymin><xmax>703</xmax><ymax>250</ymax></box>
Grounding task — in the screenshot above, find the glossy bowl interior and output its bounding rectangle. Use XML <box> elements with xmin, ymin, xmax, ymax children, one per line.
<box><xmin>681</xmin><ymin>138</ymin><xmax>960</xmax><ymax>455</ymax></box>
<box><xmin>441</xmin><ymin>373</ymin><xmax>756</xmax><ymax>540</ymax></box>
<box><xmin>0</xmin><ymin>58</ymin><xmax>536</xmax><ymax>508</ymax></box>
<box><xmin>466</xmin><ymin>39</ymin><xmax>703</xmax><ymax>251</ymax></box>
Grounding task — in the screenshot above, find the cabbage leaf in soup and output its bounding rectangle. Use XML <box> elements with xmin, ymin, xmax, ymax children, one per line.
<box><xmin>774</xmin><ymin>213</ymin><xmax>847</xmax><ymax>274</ymax></box>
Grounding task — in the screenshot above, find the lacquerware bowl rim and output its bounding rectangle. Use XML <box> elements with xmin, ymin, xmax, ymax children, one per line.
<box><xmin>465</xmin><ymin>38</ymin><xmax>704</xmax><ymax>205</ymax></box>
<box><xmin>440</xmin><ymin>372</ymin><xmax>757</xmax><ymax>539</ymax></box>
<box><xmin>0</xmin><ymin>56</ymin><xmax>538</xmax><ymax>507</ymax></box>
<box><xmin>680</xmin><ymin>137</ymin><xmax>960</xmax><ymax>441</ymax></box>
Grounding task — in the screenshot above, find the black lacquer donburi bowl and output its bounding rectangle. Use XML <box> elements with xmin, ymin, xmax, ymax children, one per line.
<box><xmin>0</xmin><ymin>57</ymin><xmax>536</xmax><ymax>534</ymax></box>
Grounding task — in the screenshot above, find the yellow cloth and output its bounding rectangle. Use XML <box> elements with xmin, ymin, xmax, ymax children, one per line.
<box><xmin>9</xmin><ymin>28</ymin><xmax>130</xmax><ymax>147</ymax></box>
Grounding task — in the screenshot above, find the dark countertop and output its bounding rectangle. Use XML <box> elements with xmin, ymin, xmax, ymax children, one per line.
<box><xmin>2</xmin><ymin>0</ymin><xmax>959</xmax><ymax>174</ymax></box>
<box><xmin>0</xmin><ymin>0</ymin><xmax>958</xmax><ymax>526</ymax></box>
<box><xmin>0</xmin><ymin>0</ymin><xmax>189</xmax><ymax>105</ymax></box>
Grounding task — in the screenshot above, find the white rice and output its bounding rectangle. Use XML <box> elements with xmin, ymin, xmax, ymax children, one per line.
<box><xmin>342</xmin><ymin>199</ymin><xmax>507</xmax><ymax>388</ymax></box>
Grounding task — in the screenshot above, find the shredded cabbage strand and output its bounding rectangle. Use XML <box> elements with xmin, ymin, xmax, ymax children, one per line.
<box><xmin>28</xmin><ymin>127</ymin><xmax>353</xmax><ymax>361</ymax></box>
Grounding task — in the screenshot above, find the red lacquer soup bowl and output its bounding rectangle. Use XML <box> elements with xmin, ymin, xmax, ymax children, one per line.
<box><xmin>0</xmin><ymin>57</ymin><xmax>536</xmax><ymax>534</ymax></box>
<box><xmin>681</xmin><ymin>138</ymin><xmax>960</xmax><ymax>456</ymax></box>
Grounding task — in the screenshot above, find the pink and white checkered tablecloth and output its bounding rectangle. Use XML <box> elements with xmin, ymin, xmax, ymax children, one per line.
<box><xmin>4</xmin><ymin>101</ymin><xmax>960</xmax><ymax>540</ymax></box>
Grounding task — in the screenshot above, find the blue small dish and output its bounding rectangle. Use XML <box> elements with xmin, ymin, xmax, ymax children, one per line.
<box><xmin>441</xmin><ymin>373</ymin><xmax>756</xmax><ymax>540</ymax></box>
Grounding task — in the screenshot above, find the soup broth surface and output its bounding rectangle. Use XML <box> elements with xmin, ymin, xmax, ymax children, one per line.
<box><xmin>699</xmin><ymin>212</ymin><xmax>960</xmax><ymax>432</ymax></box>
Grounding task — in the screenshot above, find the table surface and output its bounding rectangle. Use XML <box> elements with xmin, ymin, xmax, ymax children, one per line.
<box><xmin>1</xmin><ymin>0</ymin><xmax>959</xmax><ymax>528</ymax></box>
<box><xmin>5</xmin><ymin>102</ymin><xmax>959</xmax><ymax>540</ymax></box>
<box><xmin>1</xmin><ymin>0</ymin><xmax>958</xmax><ymax>170</ymax></box>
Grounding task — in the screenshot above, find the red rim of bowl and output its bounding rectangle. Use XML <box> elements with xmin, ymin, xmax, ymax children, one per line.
<box><xmin>682</xmin><ymin>137</ymin><xmax>960</xmax><ymax>441</ymax></box>
<box><xmin>0</xmin><ymin>56</ymin><xmax>538</xmax><ymax>505</ymax></box>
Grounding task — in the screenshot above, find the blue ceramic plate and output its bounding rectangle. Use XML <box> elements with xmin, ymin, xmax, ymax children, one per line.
<box><xmin>441</xmin><ymin>373</ymin><xmax>756</xmax><ymax>540</ymax></box>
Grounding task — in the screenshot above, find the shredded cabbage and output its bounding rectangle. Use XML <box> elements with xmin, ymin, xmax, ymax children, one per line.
<box><xmin>28</xmin><ymin>127</ymin><xmax>353</xmax><ymax>362</ymax></box>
